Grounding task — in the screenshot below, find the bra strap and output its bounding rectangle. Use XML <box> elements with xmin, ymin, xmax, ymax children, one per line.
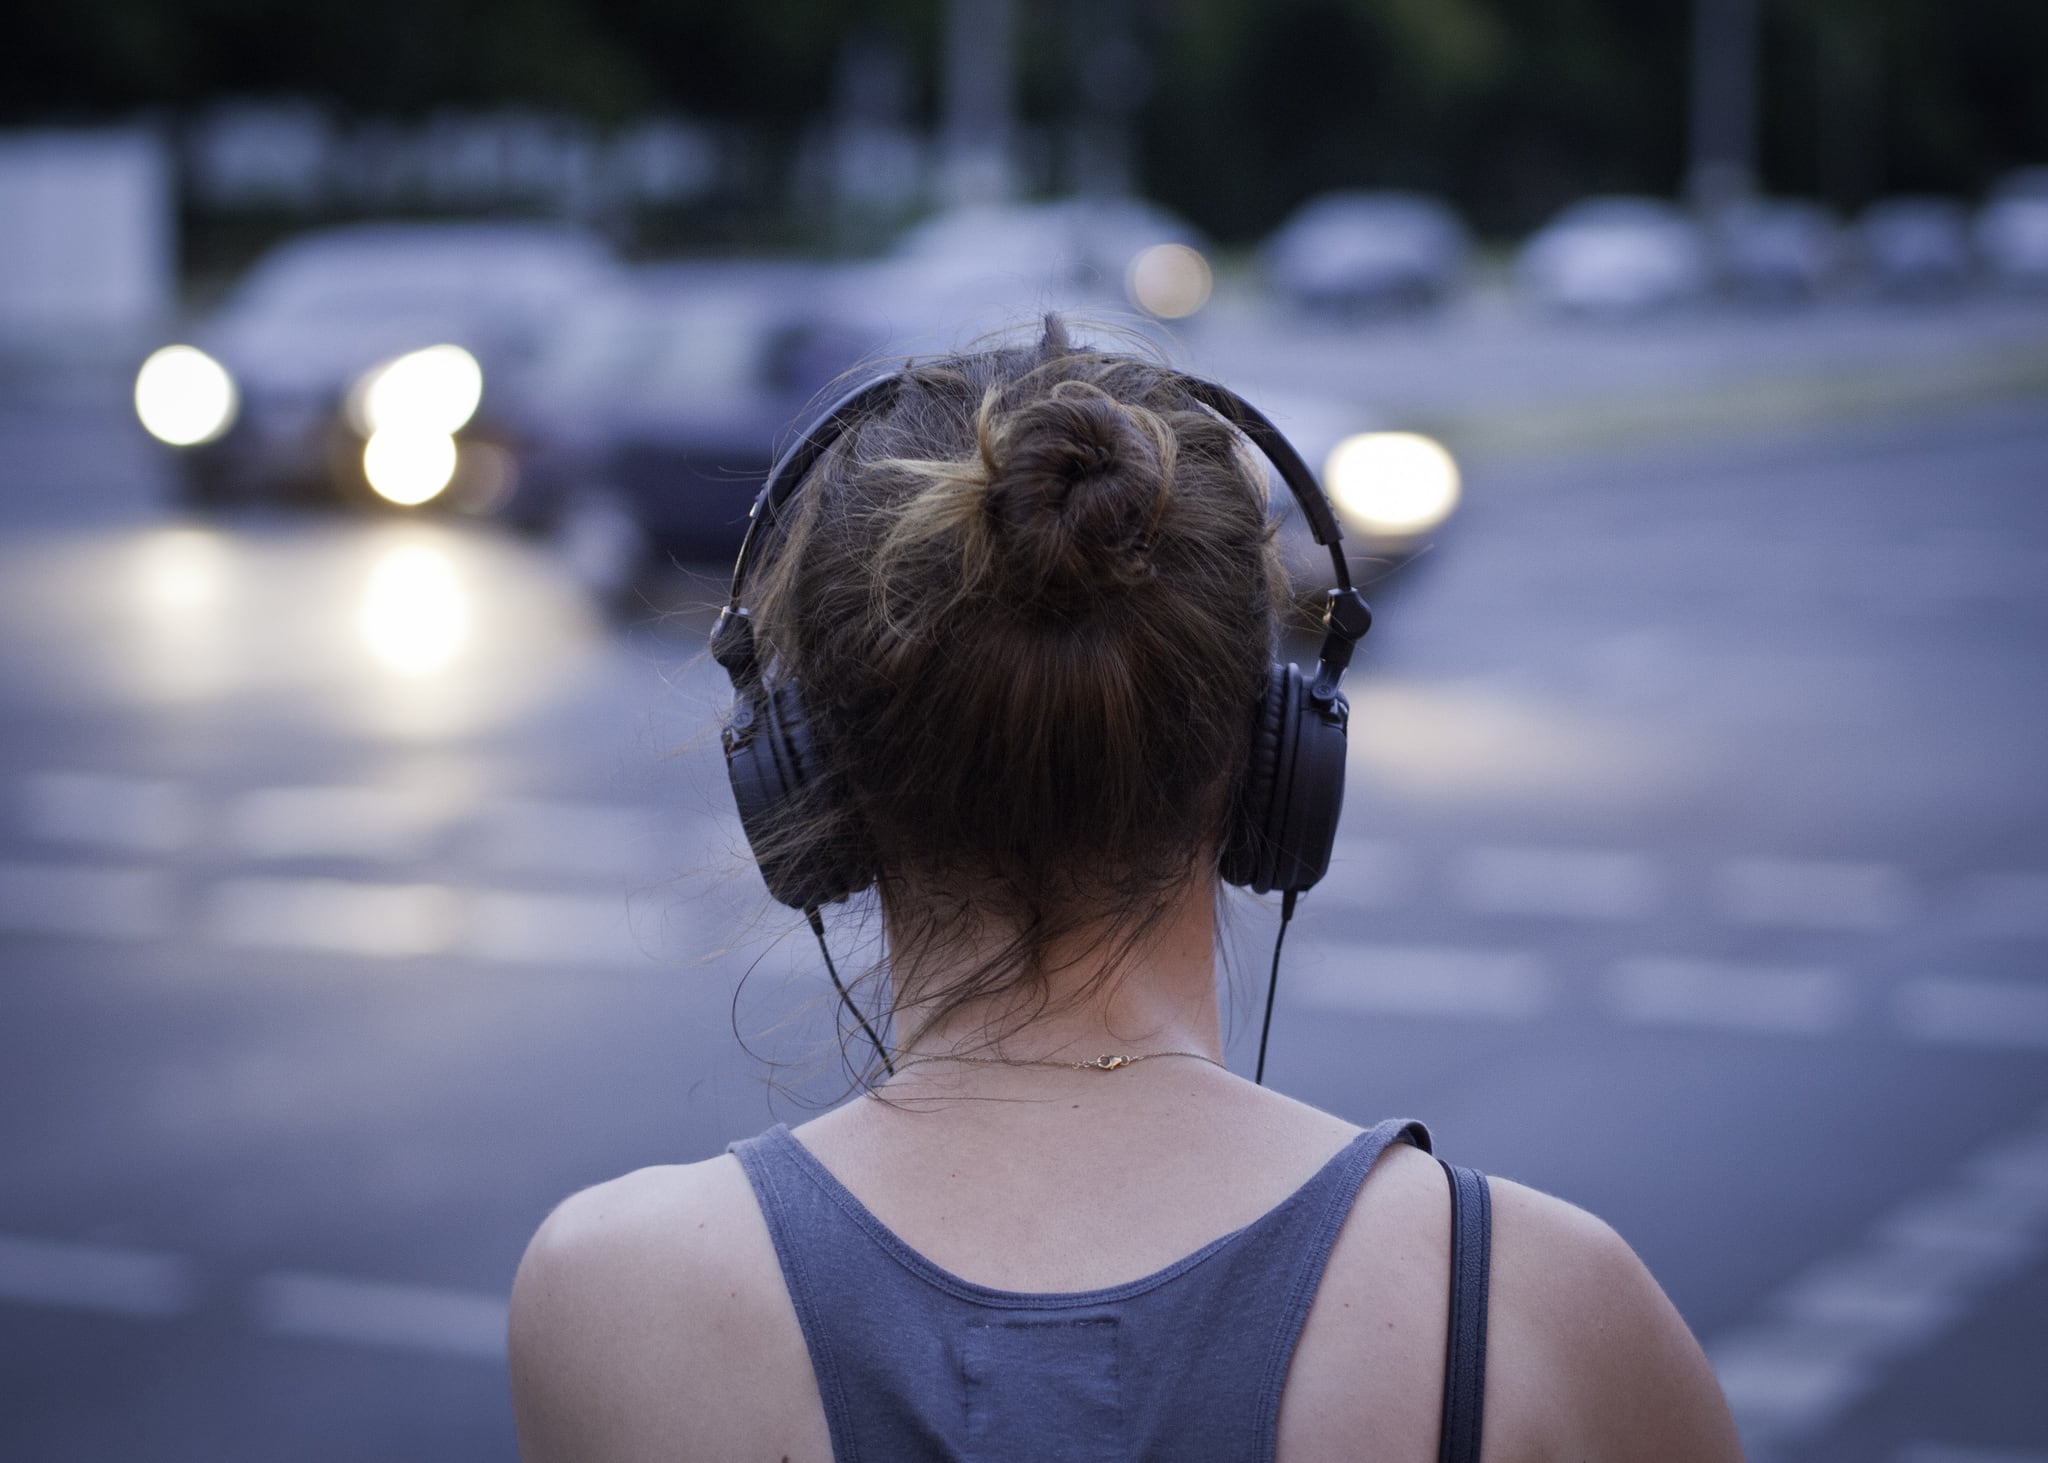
<box><xmin>1437</xmin><ymin>1161</ymin><xmax>1492</xmax><ymax>1463</ymax></box>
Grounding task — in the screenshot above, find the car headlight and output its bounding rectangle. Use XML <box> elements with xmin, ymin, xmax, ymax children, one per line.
<box><xmin>362</xmin><ymin>429</ymin><xmax>459</xmax><ymax>507</ymax></box>
<box><xmin>135</xmin><ymin>345</ymin><xmax>238</xmax><ymax>446</ymax></box>
<box><xmin>1323</xmin><ymin>431</ymin><xmax>1461</xmax><ymax>538</ymax></box>
<box><xmin>351</xmin><ymin>345</ymin><xmax>483</xmax><ymax>437</ymax></box>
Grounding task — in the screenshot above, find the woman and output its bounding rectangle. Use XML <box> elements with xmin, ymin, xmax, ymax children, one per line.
<box><xmin>509</xmin><ymin>322</ymin><xmax>1743</xmax><ymax>1461</ymax></box>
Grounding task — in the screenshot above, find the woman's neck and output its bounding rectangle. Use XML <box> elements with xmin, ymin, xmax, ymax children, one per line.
<box><xmin>885</xmin><ymin>874</ymin><xmax>1224</xmax><ymax>1066</ymax></box>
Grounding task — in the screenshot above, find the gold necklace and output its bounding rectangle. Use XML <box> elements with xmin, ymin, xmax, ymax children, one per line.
<box><xmin>893</xmin><ymin>1050</ymin><xmax>1223</xmax><ymax>1074</ymax></box>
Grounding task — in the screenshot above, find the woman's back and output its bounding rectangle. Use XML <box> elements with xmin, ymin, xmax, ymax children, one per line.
<box><xmin>511</xmin><ymin>1064</ymin><xmax>1740</xmax><ymax>1461</ymax></box>
<box><xmin>507</xmin><ymin>325</ymin><xmax>1739</xmax><ymax>1460</ymax></box>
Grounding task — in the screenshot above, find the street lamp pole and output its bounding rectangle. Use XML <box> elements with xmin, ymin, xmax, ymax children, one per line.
<box><xmin>939</xmin><ymin>0</ymin><xmax>1016</xmax><ymax>205</ymax></box>
<box><xmin>1688</xmin><ymin>0</ymin><xmax>1760</xmax><ymax>215</ymax></box>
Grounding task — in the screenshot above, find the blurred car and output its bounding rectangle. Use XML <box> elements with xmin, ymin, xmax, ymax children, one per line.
<box><xmin>525</xmin><ymin>262</ymin><xmax>883</xmax><ymax>598</ymax></box>
<box><xmin>1976</xmin><ymin>167</ymin><xmax>2048</xmax><ymax>290</ymax></box>
<box><xmin>1515</xmin><ymin>197</ymin><xmax>1712</xmax><ymax>316</ymax></box>
<box><xmin>1261</xmin><ymin>190</ymin><xmax>1471</xmax><ymax>318</ymax></box>
<box><xmin>133</xmin><ymin>222</ymin><xmax>622</xmax><ymax>518</ymax></box>
<box><xmin>1713</xmin><ymin>198</ymin><xmax>1843</xmax><ymax>304</ymax></box>
<box><xmin>1855</xmin><ymin>197</ymin><xmax>1973</xmax><ymax>298</ymax></box>
<box><xmin>829</xmin><ymin>196</ymin><xmax>1217</xmax><ymax>350</ymax></box>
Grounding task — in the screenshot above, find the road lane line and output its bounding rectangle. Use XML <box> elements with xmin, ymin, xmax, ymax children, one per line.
<box><xmin>225</xmin><ymin>785</ymin><xmax>460</xmax><ymax>862</ymax></box>
<box><xmin>203</xmin><ymin>876</ymin><xmax>462</xmax><ymax>957</ymax></box>
<box><xmin>0</xmin><ymin>1233</ymin><xmax>197</xmax><ymax>1318</ymax></box>
<box><xmin>1955</xmin><ymin>872</ymin><xmax>2048</xmax><ymax>940</ymax></box>
<box><xmin>250</xmin><ymin>1272</ymin><xmax>508</xmax><ymax>1360</ymax></box>
<box><xmin>0</xmin><ymin>862</ymin><xmax>169</xmax><ymax>940</ymax></box>
<box><xmin>1453</xmin><ymin>846</ymin><xmax>1660</xmax><ymax>921</ymax></box>
<box><xmin>472</xmin><ymin>798</ymin><xmax>657</xmax><ymax>880</ymax></box>
<box><xmin>465</xmin><ymin>890</ymin><xmax>650</xmax><ymax>968</ymax></box>
<box><xmin>1893</xmin><ymin>979</ymin><xmax>2048</xmax><ymax>1050</ymax></box>
<box><xmin>1717</xmin><ymin>856</ymin><xmax>1915</xmax><ymax>931</ymax></box>
<box><xmin>1606</xmin><ymin>957</ymin><xmax>1852</xmax><ymax>1034</ymax></box>
<box><xmin>1290</xmin><ymin>945</ymin><xmax>1553</xmax><ymax>1019</ymax></box>
<box><xmin>19</xmin><ymin>772</ymin><xmax>196</xmax><ymax>854</ymax></box>
<box><xmin>1708</xmin><ymin>1106</ymin><xmax>2048</xmax><ymax>1452</ymax></box>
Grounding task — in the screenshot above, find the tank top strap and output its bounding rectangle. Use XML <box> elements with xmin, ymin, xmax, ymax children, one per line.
<box><xmin>727</xmin><ymin>1124</ymin><xmax>879</xmax><ymax>1457</ymax></box>
<box><xmin>1238</xmin><ymin>1116</ymin><xmax>1433</xmax><ymax>1456</ymax></box>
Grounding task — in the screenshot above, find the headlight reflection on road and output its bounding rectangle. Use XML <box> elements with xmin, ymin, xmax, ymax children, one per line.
<box><xmin>1323</xmin><ymin>431</ymin><xmax>1462</xmax><ymax>538</ymax></box>
<box><xmin>135</xmin><ymin>346</ymin><xmax>238</xmax><ymax>446</ymax></box>
<box><xmin>357</xmin><ymin>542</ymin><xmax>471</xmax><ymax>678</ymax></box>
<box><xmin>136</xmin><ymin>527</ymin><xmax>228</xmax><ymax>614</ymax></box>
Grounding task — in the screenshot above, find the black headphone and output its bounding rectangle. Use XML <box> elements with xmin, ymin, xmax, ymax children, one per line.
<box><xmin>709</xmin><ymin>367</ymin><xmax>1373</xmax><ymax>914</ymax></box>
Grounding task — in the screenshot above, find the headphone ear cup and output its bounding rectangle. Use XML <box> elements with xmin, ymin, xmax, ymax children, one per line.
<box><xmin>1222</xmin><ymin>663</ymin><xmax>1348</xmax><ymax>895</ymax></box>
<box><xmin>1223</xmin><ymin>664</ymin><xmax>1295</xmax><ymax>891</ymax></box>
<box><xmin>1265</xmin><ymin>679</ymin><xmax>1348</xmax><ymax>894</ymax></box>
<box><xmin>724</xmin><ymin>681</ymin><xmax>872</xmax><ymax>908</ymax></box>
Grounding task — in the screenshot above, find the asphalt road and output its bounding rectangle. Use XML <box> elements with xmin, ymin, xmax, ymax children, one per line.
<box><xmin>1</xmin><ymin>361</ymin><xmax>2045</xmax><ymax>1461</ymax></box>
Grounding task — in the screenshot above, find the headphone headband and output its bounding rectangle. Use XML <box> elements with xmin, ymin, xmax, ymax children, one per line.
<box><xmin>722</xmin><ymin>367</ymin><xmax>1359</xmax><ymax>612</ymax></box>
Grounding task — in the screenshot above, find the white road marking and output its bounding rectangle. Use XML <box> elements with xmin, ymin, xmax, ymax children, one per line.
<box><xmin>0</xmin><ymin>1233</ymin><xmax>197</xmax><ymax>1318</ymax></box>
<box><xmin>1290</xmin><ymin>944</ymin><xmax>1554</xmax><ymax>1018</ymax></box>
<box><xmin>250</xmin><ymin>1272</ymin><xmax>507</xmax><ymax>1360</ymax></box>
<box><xmin>1774</xmin><ymin>1243</ymin><xmax>2002</xmax><ymax>1338</ymax></box>
<box><xmin>19</xmin><ymin>772</ymin><xmax>196</xmax><ymax>854</ymax></box>
<box><xmin>1704</xmin><ymin>1324</ymin><xmax>1872</xmax><ymax>1439</ymax></box>
<box><xmin>1717</xmin><ymin>856</ymin><xmax>1915</xmax><ymax>931</ymax></box>
<box><xmin>203</xmin><ymin>877</ymin><xmax>463</xmax><ymax>957</ymax></box>
<box><xmin>225</xmin><ymin>785</ymin><xmax>457</xmax><ymax>862</ymax></box>
<box><xmin>1893</xmin><ymin>979</ymin><xmax>2048</xmax><ymax>1050</ymax></box>
<box><xmin>0</xmin><ymin>862</ymin><xmax>169</xmax><ymax>940</ymax></box>
<box><xmin>472</xmin><ymin>798</ymin><xmax>656</xmax><ymax>880</ymax></box>
<box><xmin>1453</xmin><ymin>845</ymin><xmax>1659</xmax><ymax>921</ymax></box>
<box><xmin>1955</xmin><ymin>872</ymin><xmax>2048</xmax><ymax>939</ymax></box>
<box><xmin>465</xmin><ymin>889</ymin><xmax>649</xmax><ymax>968</ymax></box>
<box><xmin>1709</xmin><ymin>1107</ymin><xmax>2048</xmax><ymax>1450</ymax></box>
<box><xmin>1315</xmin><ymin>839</ymin><xmax>1417</xmax><ymax>908</ymax></box>
<box><xmin>1606</xmin><ymin>957</ymin><xmax>1852</xmax><ymax>1033</ymax></box>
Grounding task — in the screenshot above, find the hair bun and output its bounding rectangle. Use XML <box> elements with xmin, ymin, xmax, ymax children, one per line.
<box><xmin>982</xmin><ymin>390</ymin><xmax>1170</xmax><ymax>602</ymax></box>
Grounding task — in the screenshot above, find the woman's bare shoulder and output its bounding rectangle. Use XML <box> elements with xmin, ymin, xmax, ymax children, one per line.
<box><xmin>508</xmin><ymin>1156</ymin><xmax>829</xmax><ymax>1463</ymax></box>
<box><xmin>1485</xmin><ymin>1175</ymin><xmax>1744</xmax><ymax>1462</ymax></box>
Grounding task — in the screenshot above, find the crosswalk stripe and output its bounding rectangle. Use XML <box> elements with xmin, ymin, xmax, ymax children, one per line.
<box><xmin>250</xmin><ymin>1271</ymin><xmax>508</xmax><ymax>1360</ymax></box>
<box><xmin>0</xmin><ymin>1233</ymin><xmax>197</xmax><ymax>1318</ymax></box>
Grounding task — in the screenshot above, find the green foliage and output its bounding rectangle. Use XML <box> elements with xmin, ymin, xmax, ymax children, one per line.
<box><xmin>6</xmin><ymin>0</ymin><xmax>2044</xmax><ymax>242</ymax></box>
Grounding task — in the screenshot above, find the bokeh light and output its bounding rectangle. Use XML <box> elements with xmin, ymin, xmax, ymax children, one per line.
<box><xmin>355</xmin><ymin>345</ymin><xmax>483</xmax><ymax>436</ymax></box>
<box><xmin>1323</xmin><ymin>431</ymin><xmax>1462</xmax><ymax>537</ymax></box>
<box><xmin>362</xmin><ymin>429</ymin><xmax>458</xmax><ymax>506</ymax></box>
<box><xmin>1126</xmin><ymin>243</ymin><xmax>1213</xmax><ymax>319</ymax></box>
<box><xmin>134</xmin><ymin>346</ymin><xmax>238</xmax><ymax>447</ymax></box>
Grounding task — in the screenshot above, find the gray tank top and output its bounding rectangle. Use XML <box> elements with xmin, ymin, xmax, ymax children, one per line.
<box><xmin>730</xmin><ymin>1115</ymin><xmax>1478</xmax><ymax>1462</ymax></box>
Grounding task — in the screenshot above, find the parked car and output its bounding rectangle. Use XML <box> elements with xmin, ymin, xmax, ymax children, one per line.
<box><xmin>1976</xmin><ymin>167</ymin><xmax>2048</xmax><ymax>290</ymax></box>
<box><xmin>1516</xmin><ymin>197</ymin><xmax>1712</xmax><ymax>316</ymax></box>
<box><xmin>1856</xmin><ymin>197</ymin><xmax>1973</xmax><ymax>298</ymax></box>
<box><xmin>133</xmin><ymin>222</ymin><xmax>622</xmax><ymax>518</ymax></box>
<box><xmin>1713</xmin><ymin>198</ymin><xmax>1843</xmax><ymax>303</ymax></box>
<box><xmin>1261</xmin><ymin>190</ymin><xmax>1471</xmax><ymax>318</ymax></box>
<box><xmin>830</xmin><ymin>196</ymin><xmax>1216</xmax><ymax>352</ymax></box>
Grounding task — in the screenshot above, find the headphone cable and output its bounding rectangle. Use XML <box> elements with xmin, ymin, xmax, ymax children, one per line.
<box><xmin>1254</xmin><ymin>889</ymin><xmax>1298</xmax><ymax>1087</ymax></box>
<box><xmin>806</xmin><ymin>906</ymin><xmax>896</xmax><ymax>1078</ymax></box>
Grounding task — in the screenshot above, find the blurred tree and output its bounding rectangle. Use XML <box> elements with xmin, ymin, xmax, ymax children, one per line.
<box><xmin>6</xmin><ymin>0</ymin><xmax>2045</xmax><ymax>241</ymax></box>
